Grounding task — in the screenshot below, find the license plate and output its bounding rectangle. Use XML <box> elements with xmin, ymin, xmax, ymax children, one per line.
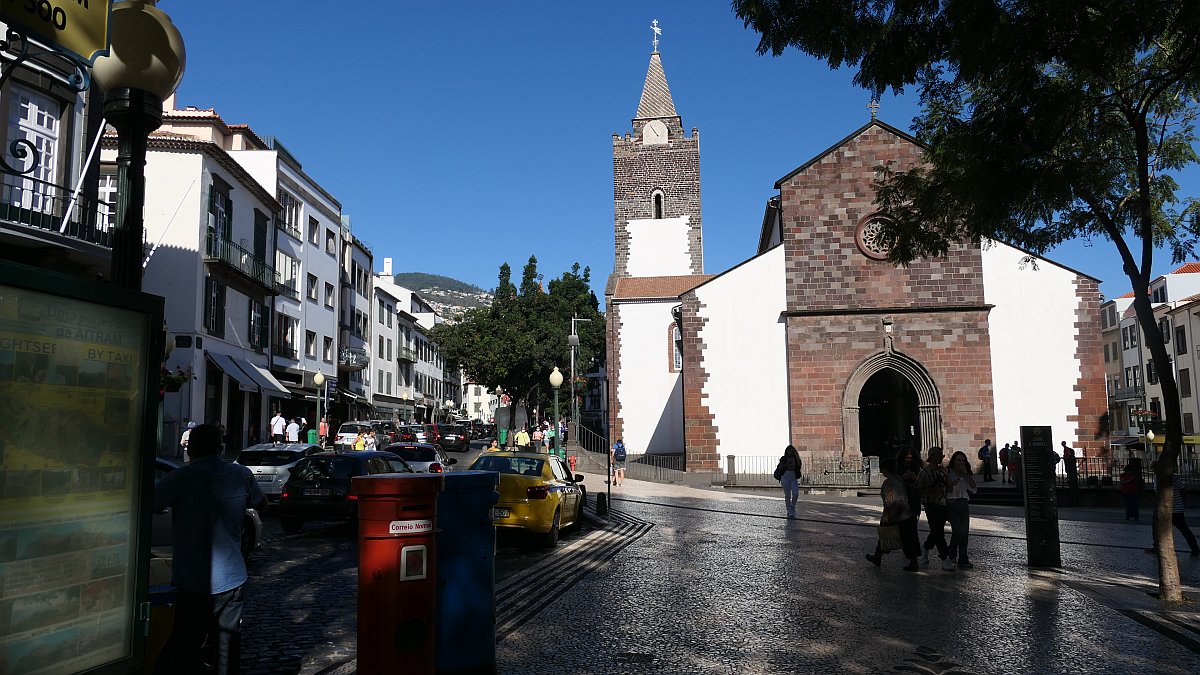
<box><xmin>304</xmin><ymin>488</ymin><xmax>332</xmax><ymax>496</ymax></box>
<box><xmin>255</xmin><ymin>475</ymin><xmax>273</xmax><ymax>482</ymax></box>
<box><xmin>491</xmin><ymin>507</ymin><xmax>510</xmax><ymax>519</ymax></box>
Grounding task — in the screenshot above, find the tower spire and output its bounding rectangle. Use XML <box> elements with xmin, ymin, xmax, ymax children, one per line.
<box><xmin>635</xmin><ymin>33</ymin><xmax>677</xmax><ymax>119</ymax></box>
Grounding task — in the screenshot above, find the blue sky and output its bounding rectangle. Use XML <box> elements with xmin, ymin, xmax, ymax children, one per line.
<box><xmin>164</xmin><ymin>1</ymin><xmax>1195</xmax><ymax>303</ymax></box>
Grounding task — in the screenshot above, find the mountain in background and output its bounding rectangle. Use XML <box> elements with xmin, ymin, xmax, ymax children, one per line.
<box><xmin>393</xmin><ymin>272</ymin><xmax>492</xmax><ymax>320</ymax></box>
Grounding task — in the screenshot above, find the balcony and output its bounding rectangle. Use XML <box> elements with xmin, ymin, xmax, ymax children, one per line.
<box><xmin>204</xmin><ymin>233</ymin><xmax>285</xmax><ymax>297</ymax></box>
<box><xmin>338</xmin><ymin>347</ymin><xmax>369</xmax><ymax>371</ymax></box>
<box><xmin>397</xmin><ymin>346</ymin><xmax>417</xmax><ymax>363</ymax></box>
<box><xmin>0</xmin><ymin>177</ymin><xmax>125</xmax><ymax>276</ymax></box>
<box><xmin>1111</xmin><ymin>386</ymin><xmax>1144</xmax><ymax>402</ymax></box>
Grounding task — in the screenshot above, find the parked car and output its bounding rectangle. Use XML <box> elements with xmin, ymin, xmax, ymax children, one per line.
<box><xmin>277</xmin><ymin>451</ymin><xmax>413</xmax><ymax>533</ymax></box>
<box><xmin>372</xmin><ymin>420</ymin><xmax>399</xmax><ymax>445</ymax></box>
<box><xmin>152</xmin><ymin>457</ymin><xmax>262</xmax><ymax>560</ymax></box>
<box><xmin>235</xmin><ymin>443</ymin><xmax>324</xmax><ymax>503</ymax></box>
<box><xmin>406</xmin><ymin>425</ymin><xmax>430</xmax><ymax>444</ymax></box>
<box><xmin>482</xmin><ymin>423</ymin><xmax>496</xmax><ymax>440</ymax></box>
<box><xmin>385</xmin><ymin>443</ymin><xmax>457</xmax><ymax>473</ymax></box>
<box><xmin>468</xmin><ymin>451</ymin><xmax>585</xmax><ymax>547</ymax></box>
<box><xmin>334</xmin><ymin>421</ymin><xmax>374</xmax><ymax>450</ymax></box>
<box><xmin>431</xmin><ymin>424</ymin><xmax>469</xmax><ymax>452</ymax></box>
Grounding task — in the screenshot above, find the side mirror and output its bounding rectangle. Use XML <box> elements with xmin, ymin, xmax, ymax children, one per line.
<box><xmin>448</xmin><ymin>458</ymin><xmax>458</xmax><ymax>465</ymax></box>
<box><xmin>574</xmin><ymin>474</ymin><xmax>584</xmax><ymax>482</ymax></box>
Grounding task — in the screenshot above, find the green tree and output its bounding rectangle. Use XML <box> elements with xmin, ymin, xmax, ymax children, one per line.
<box><xmin>734</xmin><ymin>0</ymin><xmax>1200</xmax><ymax>601</ymax></box>
<box><xmin>430</xmin><ymin>257</ymin><xmax>605</xmax><ymax>433</ymax></box>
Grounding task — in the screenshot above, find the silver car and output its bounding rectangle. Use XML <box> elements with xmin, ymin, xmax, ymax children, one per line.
<box><xmin>384</xmin><ymin>443</ymin><xmax>457</xmax><ymax>473</ymax></box>
<box><xmin>236</xmin><ymin>443</ymin><xmax>325</xmax><ymax>502</ymax></box>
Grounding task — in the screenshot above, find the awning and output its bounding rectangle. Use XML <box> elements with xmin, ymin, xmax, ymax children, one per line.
<box><xmin>237</xmin><ymin>360</ymin><xmax>290</xmax><ymax>396</ymax></box>
<box><xmin>1148</xmin><ymin>435</ymin><xmax>1200</xmax><ymax>445</ymax></box>
<box><xmin>285</xmin><ymin>385</ymin><xmax>319</xmax><ymax>401</ymax></box>
<box><xmin>1109</xmin><ymin>436</ymin><xmax>1141</xmax><ymax>446</ymax></box>
<box><xmin>206</xmin><ymin>352</ymin><xmax>258</xmax><ymax>392</ymax></box>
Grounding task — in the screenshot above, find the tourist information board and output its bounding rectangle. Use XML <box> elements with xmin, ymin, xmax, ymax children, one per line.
<box><xmin>1020</xmin><ymin>425</ymin><xmax>1062</xmax><ymax>567</ymax></box>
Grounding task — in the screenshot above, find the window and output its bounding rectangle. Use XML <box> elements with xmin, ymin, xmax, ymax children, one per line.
<box><xmin>386</xmin><ymin>304</ymin><xmax>393</xmax><ymax>328</ymax></box>
<box><xmin>1160</xmin><ymin>319</ymin><xmax>1171</xmax><ymax>343</ymax></box>
<box><xmin>387</xmin><ymin>372</ymin><xmax>392</xmax><ymax>395</ymax></box>
<box><xmin>277</xmin><ymin>189</ymin><xmax>301</xmax><ymax>239</ymax></box>
<box><xmin>307</xmin><ymin>273</ymin><xmax>318</xmax><ymax>302</ymax></box>
<box><xmin>308</xmin><ymin>216</ymin><xmax>320</xmax><ymax>245</ymax></box>
<box><xmin>1104</xmin><ymin>343</ymin><xmax>1110</xmax><ymax>363</ymax></box>
<box><xmin>325</xmin><ymin>228</ymin><xmax>336</xmax><ymax>255</ymax></box>
<box><xmin>324</xmin><ymin>282</ymin><xmax>335</xmax><ymax>308</ymax></box>
<box><xmin>248</xmin><ymin>300</ymin><xmax>268</xmax><ymax>350</ymax></box>
<box><xmin>1185</xmin><ymin>413</ymin><xmax>1195</xmax><ymax>435</ymax></box>
<box><xmin>1123</xmin><ymin>325</ymin><xmax>1138</xmax><ymax>349</ymax></box>
<box><xmin>203</xmin><ymin>277</ymin><xmax>226</xmax><ymax>337</ymax></box>
<box><xmin>97</xmin><ymin>170</ymin><xmax>117</xmax><ymax>230</ymax></box>
<box><xmin>273</xmin><ymin>314</ymin><xmax>298</xmax><ymax>359</ymax></box>
<box><xmin>1150</xmin><ymin>398</ymin><xmax>1161</xmax><ymax>419</ymax></box>
<box><xmin>323</xmin><ymin>336</ymin><xmax>334</xmax><ymax>362</ymax></box>
<box><xmin>306</xmin><ymin>330</ymin><xmax>317</xmax><ymax>358</ymax></box>
<box><xmin>1181</xmin><ymin>369</ymin><xmax>1192</xmax><ymax>398</ymax></box>
<box><xmin>378</xmin><ymin>298</ymin><xmax>386</xmax><ymax>325</ymax></box>
<box><xmin>671</xmin><ymin>325</ymin><xmax>682</xmax><ymax>370</ymax></box>
<box><xmin>1177</xmin><ymin>326</ymin><xmax>1187</xmax><ymax>355</ymax></box>
<box><xmin>275</xmin><ymin>251</ymin><xmax>299</xmax><ymax>296</ymax></box>
<box><xmin>379</xmin><ymin>335</ymin><xmax>384</xmax><ymax>356</ymax></box>
<box><xmin>387</xmin><ymin>339</ymin><xmax>392</xmax><ymax>362</ymax></box>
<box><xmin>378</xmin><ymin>370</ymin><xmax>384</xmax><ymax>390</ymax></box>
<box><xmin>652</xmin><ymin>191</ymin><xmax>664</xmax><ymax>219</ymax></box>
<box><xmin>1152</xmin><ymin>286</ymin><xmax>1167</xmax><ymax>303</ymax></box>
<box><xmin>207</xmin><ymin>177</ymin><xmax>233</xmax><ymax>247</ymax></box>
<box><xmin>4</xmin><ymin>85</ymin><xmax>61</xmax><ymax>214</ymax></box>
<box><xmin>1107</xmin><ymin>305</ymin><xmax>1117</xmax><ymax>327</ymax></box>
<box><xmin>1147</xmin><ymin>360</ymin><xmax>1157</xmax><ymax>385</ymax></box>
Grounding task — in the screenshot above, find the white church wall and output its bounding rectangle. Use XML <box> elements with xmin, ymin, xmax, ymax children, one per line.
<box><xmin>693</xmin><ymin>247</ymin><xmax>789</xmax><ymax>459</ymax></box>
<box><xmin>625</xmin><ymin>216</ymin><xmax>693</xmax><ymax>277</ymax></box>
<box><xmin>615</xmin><ymin>300</ymin><xmax>684</xmax><ymax>454</ymax></box>
<box><xmin>982</xmin><ymin>241</ymin><xmax>1083</xmax><ymax>455</ymax></box>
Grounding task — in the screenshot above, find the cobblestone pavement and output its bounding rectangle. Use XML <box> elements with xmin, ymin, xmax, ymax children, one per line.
<box><xmin>229</xmin><ymin>458</ymin><xmax>1200</xmax><ymax>674</ymax></box>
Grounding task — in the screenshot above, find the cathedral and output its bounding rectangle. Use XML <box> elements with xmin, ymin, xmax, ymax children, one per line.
<box><xmin>605</xmin><ymin>47</ymin><xmax>1109</xmax><ymax>470</ymax></box>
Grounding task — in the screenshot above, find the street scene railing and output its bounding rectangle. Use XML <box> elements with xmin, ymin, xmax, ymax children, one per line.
<box><xmin>1052</xmin><ymin>456</ymin><xmax>1200</xmax><ymax>489</ymax></box>
<box><xmin>1</xmin><ymin>176</ymin><xmax>114</xmax><ymax>247</ymax></box>
<box><xmin>204</xmin><ymin>233</ymin><xmax>286</xmax><ymax>294</ymax></box>
<box><xmin>723</xmin><ymin>455</ymin><xmax>871</xmax><ymax>488</ymax></box>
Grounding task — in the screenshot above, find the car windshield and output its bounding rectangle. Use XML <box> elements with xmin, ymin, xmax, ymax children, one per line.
<box><xmin>472</xmin><ymin>455</ymin><xmax>544</xmax><ymax>476</ymax></box>
<box><xmin>292</xmin><ymin>456</ymin><xmax>361</xmax><ymax>481</ymax></box>
<box><xmin>238</xmin><ymin>451</ymin><xmax>303</xmax><ymax>467</ymax></box>
<box><xmin>338</xmin><ymin>423</ymin><xmax>371</xmax><ymax>435</ymax></box>
<box><xmin>392</xmin><ymin>448</ymin><xmax>437</xmax><ymax>462</ymax></box>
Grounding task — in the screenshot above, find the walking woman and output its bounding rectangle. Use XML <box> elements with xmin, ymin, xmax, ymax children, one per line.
<box><xmin>1119</xmin><ymin>463</ymin><xmax>1140</xmax><ymax>521</ymax></box>
<box><xmin>917</xmin><ymin>447</ymin><xmax>954</xmax><ymax>571</ymax></box>
<box><xmin>776</xmin><ymin>445</ymin><xmax>803</xmax><ymax>518</ymax></box>
<box><xmin>866</xmin><ymin>455</ymin><xmax>920</xmax><ymax>572</ymax></box>
<box><xmin>946</xmin><ymin>450</ymin><xmax>978</xmax><ymax>568</ymax></box>
<box><xmin>895</xmin><ymin>447</ymin><xmax>924</xmax><ymax>566</ymax></box>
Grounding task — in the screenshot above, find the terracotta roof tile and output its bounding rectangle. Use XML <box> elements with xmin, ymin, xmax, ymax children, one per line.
<box><xmin>1118</xmin><ymin>291</ymin><xmax>1135</xmax><ymax>298</ymax></box>
<box><xmin>1171</xmin><ymin>262</ymin><xmax>1200</xmax><ymax>274</ymax></box>
<box><xmin>613</xmin><ymin>275</ymin><xmax>713</xmax><ymax>300</ymax></box>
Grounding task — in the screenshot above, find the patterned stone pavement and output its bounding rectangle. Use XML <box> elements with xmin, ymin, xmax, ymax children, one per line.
<box><xmin>229</xmin><ymin>468</ymin><xmax>1200</xmax><ymax>674</ymax></box>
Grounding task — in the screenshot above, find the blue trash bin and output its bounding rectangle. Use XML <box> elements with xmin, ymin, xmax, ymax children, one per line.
<box><xmin>435</xmin><ymin>470</ymin><xmax>499</xmax><ymax>673</ymax></box>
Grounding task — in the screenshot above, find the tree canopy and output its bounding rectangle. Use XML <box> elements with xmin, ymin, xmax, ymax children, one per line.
<box><xmin>429</xmin><ymin>256</ymin><xmax>605</xmax><ymax>423</ymax></box>
<box><xmin>734</xmin><ymin>0</ymin><xmax>1199</xmax><ymax>600</ymax></box>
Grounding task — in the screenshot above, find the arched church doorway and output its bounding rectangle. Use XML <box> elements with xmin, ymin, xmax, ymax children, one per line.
<box><xmin>858</xmin><ymin>369</ymin><xmax>919</xmax><ymax>457</ymax></box>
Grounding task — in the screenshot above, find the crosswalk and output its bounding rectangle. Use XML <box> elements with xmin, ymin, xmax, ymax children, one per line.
<box><xmin>494</xmin><ymin>502</ymin><xmax>653</xmax><ymax>641</ymax></box>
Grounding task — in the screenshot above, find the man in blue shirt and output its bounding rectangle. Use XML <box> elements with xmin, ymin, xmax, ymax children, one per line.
<box><xmin>155</xmin><ymin>423</ymin><xmax>266</xmax><ymax>674</ymax></box>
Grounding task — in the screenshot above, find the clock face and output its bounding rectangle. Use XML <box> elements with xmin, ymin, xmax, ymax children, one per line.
<box><xmin>642</xmin><ymin>120</ymin><xmax>668</xmax><ymax>146</ymax></box>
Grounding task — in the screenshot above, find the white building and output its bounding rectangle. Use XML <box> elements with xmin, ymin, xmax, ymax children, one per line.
<box><xmin>338</xmin><ymin>216</ymin><xmax>374</xmax><ymax>420</ymax></box>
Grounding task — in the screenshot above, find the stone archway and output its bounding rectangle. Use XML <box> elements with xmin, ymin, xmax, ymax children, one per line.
<box><xmin>842</xmin><ymin>351</ymin><xmax>942</xmax><ymax>457</ymax></box>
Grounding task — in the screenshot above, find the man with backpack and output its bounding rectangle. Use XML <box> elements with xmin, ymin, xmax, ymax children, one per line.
<box><xmin>999</xmin><ymin>443</ymin><xmax>1010</xmax><ymax>483</ymax></box>
<box><xmin>612</xmin><ymin>438</ymin><xmax>627</xmax><ymax>486</ymax></box>
<box><xmin>978</xmin><ymin>439</ymin><xmax>994</xmax><ymax>482</ymax></box>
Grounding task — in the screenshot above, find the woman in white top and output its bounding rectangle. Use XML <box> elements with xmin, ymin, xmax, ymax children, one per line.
<box><xmin>946</xmin><ymin>450</ymin><xmax>978</xmax><ymax>568</ymax></box>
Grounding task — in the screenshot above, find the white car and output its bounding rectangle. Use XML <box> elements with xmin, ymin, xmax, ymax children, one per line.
<box><xmin>334</xmin><ymin>421</ymin><xmax>374</xmax><ymax>451</ymax></box>
<box><xmin>236</xmin><ymin>443</ymin><xmax>325</xmax><ymax>502</ymax></box>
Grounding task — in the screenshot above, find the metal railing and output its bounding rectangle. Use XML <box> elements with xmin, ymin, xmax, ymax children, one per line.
<box><xmin>1</xmin><ymin>176</ymin><xmax>114</xmax><ymax>247</ymax></box>
<box><xmin>724</xmin><ymin>455</ymin><xmax>871</xmax><ymax>488</ymax></box>
<box><xmin>204</xmin><ymin>233</ymin><xmax>285</xmax><ymax>294</ymax></box>
<box><xmin>397</xmin><ymin>347</ymin><xmax>417</xmax><ymax>363</ymax></box>
<box><xmin>1052</xmin><ymin>456</ymin><xmax>1200</xmax><ymax>489</ymax></box>
<box><xmin>572</xmin><ymin>426</ymin><xmax>697</xmax><ymax>484</ymax></box>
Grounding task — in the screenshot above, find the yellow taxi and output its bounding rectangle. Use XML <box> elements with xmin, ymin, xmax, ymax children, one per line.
<box><xmin>468</xmin><ymin>451</ymin><xmax>586</xmax><ymax>547</ymax></box>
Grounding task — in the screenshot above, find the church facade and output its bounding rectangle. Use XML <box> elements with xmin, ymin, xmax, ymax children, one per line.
<box><xmin>606</xmin><ymin>49</ymin><xmax>1109</xmax><ymax>468</ymax></box>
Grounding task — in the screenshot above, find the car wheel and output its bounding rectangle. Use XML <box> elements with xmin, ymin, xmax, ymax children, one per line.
<box><xmin>241</xmin><ymin>516</ymin><xmax>256</xmax><ymax>560</ymax></box>
<box><xmin>281</xmin><ymin>517</ymin><xmax>303</xmax><ymax>534</ymax></box>
<box><xmin>541</xmin><ymin>509</ymin><xmax>560</xmax><ymax>548</ymax></box>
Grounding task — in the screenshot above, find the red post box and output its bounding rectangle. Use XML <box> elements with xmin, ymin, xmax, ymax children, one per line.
<box><xmin>352</xmin><ymin>474</ymin><xmax>445</xmax><ymax>675</ymax></box>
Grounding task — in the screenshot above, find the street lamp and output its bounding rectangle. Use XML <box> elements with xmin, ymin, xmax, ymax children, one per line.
<box><xmin>569</xmin><ymin>316</ymin><xmax>592</xmax><ymax>436</ymax></box>
<box><xmin>314</xmin><ymin>372</ymin><xmax>326</xmax><ymax>447</ymax></box>
<box><xmin>549</xmin><ymin>366</ymin><xmax>563</xmax><ymax>457</ymax></box>
<box><xmin>92</xmin><ymin>0</ymin><xmax>186</xmax><ymax>291</ymax></box>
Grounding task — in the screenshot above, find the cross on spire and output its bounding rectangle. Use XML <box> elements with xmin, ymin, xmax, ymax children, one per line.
<box><xmin>651</xmin><ymin>19</ymin><xmax>662</xmax><ymax>52</ymax></box>
<box><xmin>867</xmin><ymin>99</ymin><xmax>880</xmax><ymax>120</ymax></box>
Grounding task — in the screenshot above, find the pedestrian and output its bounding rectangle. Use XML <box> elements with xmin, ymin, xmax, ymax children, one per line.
<box><xmin>775</xmin><ymin>445</ymin><xmax>803</xmax><ymax>518</ymax></box>
<box><xmin>999</xmin><ymin>443</ymin><xmax>1010</xmax><ymax>483</ymax></box>
<box><xmin>365</xmin><ymin>430</ymin><xmax>377</xmax><ymax>450</ymax></box>
<box><xmin>531</xmin><ymin>426</ymin><xmax>543</xmax><ymax>449</ymax></box>
<box><xmin>978</xmin><ymin>439</ymin><xmax>994</xmax><ymax>482</ymax></box>
<box><xmin>179</xmin><ymin>421</ymin><xmax>196</xmax><ymax>462</ymax></box>
<box><xmin>270</xmin><ymin>411</ymin><xmax>286</xmax><ymax>443</ymax></box>
<box><xmin>153</xmin><ymin>423</ymin><xmax>267</xmax><ymax>675</ymax></box>
<box><xmin>318</xmin><ymin>417</ymin><xmax>329</xmax><ymax>447</ymax></box>
<box><xmin>514</xmin><ymin>427</ymin><xmax>530</xmax><ymax>449</ymax></box>
<box><xmin>895</xmin><ymin>446</ymin><xmax>924</xmax><ymax>565</ymax></box>
<box><xmin>1144</xmin><ymin>461</ymin><xmax>1200</xmax><ymax>557</ymax></box>
<box><xmin>612</xmin><ymin>438</ymin><xmax>627</xmax><ymax>486</ymax></box>
<box><xmin>918</xmin><ymin>446</ymin><xmax>955</xmax><ymax>571</ymax></box>
<box><xmin>1009</xmin><ymin>442</ymin><xmax>1023</xmax><ymax>493</ymax></box>
<box><xmin>353</xmin><ymin>431</ymin><xmax>366</xmax><ymax>451</ymax></box>
<box><xmin>865</xmin><ymin>454</ymin><xmax>919</xmax><ymax>572</ymax></box>
<box><xmin>285</xmin><ymin>417</ymin><xmax>300</xmax><ymax>443</ymax></box>
<box><xmin>946</xmin><ymin>450</ymin><xmax>978</xmax><ymax>568</ymax></box>
<box><xmin>1061</xmin><ymin>440</ymin><xmax>1079</xmax><ymax>492</ymax></box>
<box><xmin>487</xmin><ymin>439</ymin><xmax>500</xmax><ymax>452</ymax></box>
<box><xmin>546</xmin><ymin>424</ymin><xmax>557</xmax><ymax>452</ymax></box>
<box><xmin>1119</xmin><ymin>463</ymin><xmax>1140</xmax><ymax>521</ymax></box>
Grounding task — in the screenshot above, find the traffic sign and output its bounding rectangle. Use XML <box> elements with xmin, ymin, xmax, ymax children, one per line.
<box><xmin>0</xmin><ymin>0</ymin><xmax>112</xmax><ymax>64</ymax></box>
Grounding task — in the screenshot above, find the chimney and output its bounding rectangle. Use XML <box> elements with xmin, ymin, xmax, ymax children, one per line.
<box><xmin>383</xmin><ymin>258</ymin><xmax>392</xmax><ymax>276</ymax></box>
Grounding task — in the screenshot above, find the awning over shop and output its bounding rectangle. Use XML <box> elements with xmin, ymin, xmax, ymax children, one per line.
<box><xmin>1148</xmin><ymin>435</ymin><xmax>1200</xmax><ymax>445</ymax></box>
<box><xmin>238</xmin><ymin>360</ymin><xmax>290</xmax><ymax>396</ymax></box>
<box><xmin>284</xmin><ymin>385</ymin><xmax>319</xmax><ymax>401</ymax></box>
<box><xmin>206</xmin><ymin>352</ymin><xmax>257</xmax><ymax>392</ymax></box>
<box><xmin>1109</xmin><ymin>436</ymin><xmax>1140</xmax><ymax>446</ymax></box>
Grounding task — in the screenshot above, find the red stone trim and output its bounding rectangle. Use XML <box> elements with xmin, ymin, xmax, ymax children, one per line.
<box><xmin>680</xmin><ymin>291</ymin><xmax>719</xmax><ymax>471</ymax></box>
<box><xmin>1073</xmin><ymin>277</ymin><xmax>1109</xmax><ymax>459</ymax></box>
<box><xmin>606</xmin><ymin>301</ymin><xmax>624</xmax><ymax>443</ymax></box>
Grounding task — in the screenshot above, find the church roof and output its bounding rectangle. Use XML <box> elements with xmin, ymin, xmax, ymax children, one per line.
<box><xmin>774</xmin><ymin>118</ymin><xmax>919</xmax><ymax>189</ymax></box>
<box><xmin>635</xmin><ymin>51</ymin><xmax>678</xmax><ymax>119</ymax></box>
<box><xmin>613</xmin><ymin>275</ymin><xmax>713</xmax><ymax>300</ymax></box>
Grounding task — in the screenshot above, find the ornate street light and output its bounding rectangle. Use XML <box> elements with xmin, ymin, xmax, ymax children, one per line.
<box><xmin>549</xmin><ymin>366</ymin><xmax>563</xmax><ymax>457</ymax></box>
<box><xmin>92</xmin><ymin>0</ymin><xmax>186</xmax><ymax>290</ymax></box>
<box><xmin>314</xmin><ymin>372</ymin><xmax>326</xmax><ymax>447</ymax></box>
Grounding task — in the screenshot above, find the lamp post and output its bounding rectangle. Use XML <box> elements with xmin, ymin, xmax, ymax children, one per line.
<box><xmin>314</xmin><ymin>372</ymin><xmax>326</xmax><ymax>447</ymax></box>
<box><xmin>569</xmin><ymin>316</ymin><xmax>592</xmax><ymax>436</ymax></box>
<box><xmin>549</xmin><ymin>366</ymin><xmax>563</xmax><ymax>457</ymax></box>
<box><xmin>92</xmin><ymin>0</ymin><xmax>186</xmax><ymax>291</ymax></box>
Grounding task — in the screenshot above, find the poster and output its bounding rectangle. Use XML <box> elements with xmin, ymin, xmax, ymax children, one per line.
<box><xmin>0</xmin><ymin>284</ymin><xmax>148</xmax><ymax>674</ymax></box>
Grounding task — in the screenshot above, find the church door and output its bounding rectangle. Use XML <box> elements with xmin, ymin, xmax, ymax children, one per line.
<box><xmin>858</xmin><ymin>368</ymin><xmax>920</xmax><ymax>457</ymax></box>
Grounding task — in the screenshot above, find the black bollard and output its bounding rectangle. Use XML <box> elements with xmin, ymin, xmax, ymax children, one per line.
<box><xmin>596</xmin><ymin>491</ymin><xmax>608</xmax><ymax>517</ymax></box>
